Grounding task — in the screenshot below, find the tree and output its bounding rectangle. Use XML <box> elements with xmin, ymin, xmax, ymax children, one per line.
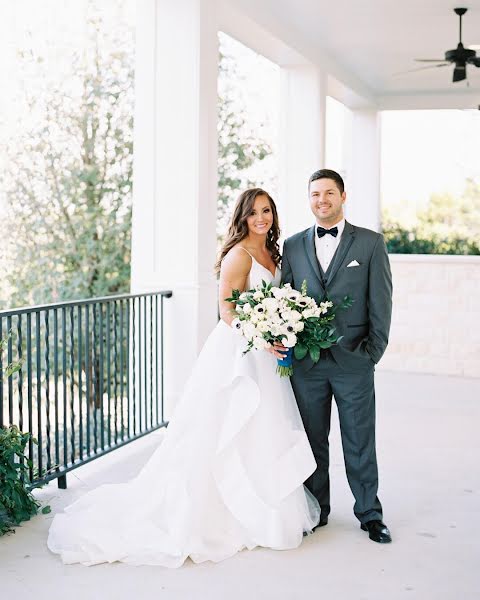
<box><xmin>0</xmin><ymin>23</ymin><xmax>277</xmax><ymax>307</ymax></box>
<box><xmin>0</xmin><ymin>6</ymin><xmax>134</xmax><ymax>308</ymax></box>
<box><xmin>217</xmin><ymin>40</ymin><xmax>274</xmax><ymax>241</ymax></box>
<box><xmin>382</xmin><ymin>179</ymin><xmax>480</xmax><ymax>254</ymax></box>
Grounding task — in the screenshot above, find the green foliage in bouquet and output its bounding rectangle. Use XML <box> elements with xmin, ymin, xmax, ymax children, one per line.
<box><xmin>294</xmin><ymin>281</ymin><xmax>353</xmax><ymax>363</ymax></box>
<box><xmin>226</xmin><ymin>279</ymin><xmax>353</xmax><ymax>366</ymax></box>
<box><xmin>226</xmin><ymin>279</ymin><xmax>273</xmax><ymax>308</ymax></box>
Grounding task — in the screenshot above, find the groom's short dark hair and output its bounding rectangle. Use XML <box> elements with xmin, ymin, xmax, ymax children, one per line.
<box><xmin>309</xmin><ymin>169</ymin><xmax>345</xmax><ymax>194</ymax></box>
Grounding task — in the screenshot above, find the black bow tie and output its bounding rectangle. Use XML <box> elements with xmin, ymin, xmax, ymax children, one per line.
<box><xmin>317</xmin><ymin>226</ymin><xmax>338</xmax><ymax>238</ymax></box>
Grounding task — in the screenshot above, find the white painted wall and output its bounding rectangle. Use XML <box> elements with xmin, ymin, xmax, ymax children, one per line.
<box><xmin>379</xmin><ymin>254</ymin><xmax>480</xmax><ymax>378</ymax></box>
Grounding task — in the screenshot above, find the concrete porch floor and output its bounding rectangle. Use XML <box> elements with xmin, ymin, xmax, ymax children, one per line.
<box><xmin>1</xmin><ymin>370</ymin><xmax>479</xmax><ymax>600</ymax></box>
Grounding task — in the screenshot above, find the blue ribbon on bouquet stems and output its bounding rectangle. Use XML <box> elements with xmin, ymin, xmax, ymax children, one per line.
<box><xmin>276</xmin><ymin>347</ymin><xmax>293</xmax><ymax>377</ymax></box>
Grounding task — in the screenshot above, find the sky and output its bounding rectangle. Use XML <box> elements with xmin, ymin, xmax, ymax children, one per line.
<box><xmin>381</xmin><ymin>109</ymin><xmax>480</xmax><ymax>210</ymax></box>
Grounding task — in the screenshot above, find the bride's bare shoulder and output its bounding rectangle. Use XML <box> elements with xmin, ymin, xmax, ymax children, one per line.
<box><xmin>221</xmin><ymin>245</ymin><xmax>252</xmax><ymax>275</ymax></box>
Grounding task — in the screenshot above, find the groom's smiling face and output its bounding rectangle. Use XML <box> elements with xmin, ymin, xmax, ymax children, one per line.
<box><xmin>309</xmin><ymin>178</ymin><xmax>346</xmax><ymax>227</ymax></box>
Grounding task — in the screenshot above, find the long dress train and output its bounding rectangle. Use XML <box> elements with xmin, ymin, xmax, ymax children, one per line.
<box><xmin>47</xmin><ymin>259</ymin><xmax>320</xmax><ymax>567</ymax></box>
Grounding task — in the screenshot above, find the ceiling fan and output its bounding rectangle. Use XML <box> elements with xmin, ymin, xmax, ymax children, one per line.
<box><xmin>406</xmin><ymin>7</ymin><xmax>480</xmax><ymax>82</ymax></box>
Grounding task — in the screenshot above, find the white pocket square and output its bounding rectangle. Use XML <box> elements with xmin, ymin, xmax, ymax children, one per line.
<box><xmin>347</xmin><ymin>260</ymin><xmax>360</xmax><ymax>267</ymax></box>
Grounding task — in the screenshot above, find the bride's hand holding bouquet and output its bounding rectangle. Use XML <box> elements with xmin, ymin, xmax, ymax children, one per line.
<box><xmin>226</xmin><ymin>280</ymin><xmax>352</xmax><ymax>377</ymax></box>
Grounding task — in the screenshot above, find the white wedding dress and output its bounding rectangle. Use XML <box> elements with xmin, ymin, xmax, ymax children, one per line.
<box><xmin>47</xmin><ymin>257</ymin><xmax>320</xmax><ymax>567</ymax></box>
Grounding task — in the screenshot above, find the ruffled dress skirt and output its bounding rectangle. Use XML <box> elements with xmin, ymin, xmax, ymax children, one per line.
<box><xmin>47</xmin><ymin>320</ymin><xmax>320</xmax><ymax>566</ymax></box>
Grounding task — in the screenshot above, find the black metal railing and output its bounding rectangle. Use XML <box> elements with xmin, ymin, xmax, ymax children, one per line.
<box><xmin>0</xmin><ymin>290</ymin><xmax>172</xmax><ymax>488</ymax></box>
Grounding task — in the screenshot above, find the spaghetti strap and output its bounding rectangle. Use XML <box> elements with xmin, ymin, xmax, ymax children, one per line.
<box><xmin>238</xmin><ymin>246</ymin><xmax>277</xmax><ymax>278</ymax></box>
<box><xmin>238</xmin><ymin>247</ymin><xmax>255</xmax><ymax>260</ymax></box>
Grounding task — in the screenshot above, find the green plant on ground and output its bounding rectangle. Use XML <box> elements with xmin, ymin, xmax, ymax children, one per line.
<box><xmin>0</xmin><ymin>426</ymin><xmax>51</xmax><ymax>536</ymax></box>
<box><xmin>0</xmin><ymin>336</ymin><xmax>50</xmax><ymax>536</ymax></box>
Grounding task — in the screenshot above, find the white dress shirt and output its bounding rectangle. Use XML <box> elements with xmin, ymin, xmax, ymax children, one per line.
<box><xmin>314</xmin><ymin>218</ymin><xmax>345</xmax><ymax>273</ymax></box>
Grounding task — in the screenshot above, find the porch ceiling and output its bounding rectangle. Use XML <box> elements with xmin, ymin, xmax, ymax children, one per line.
<box><xmin>225</xmin><ymin>0</ymin><xmax>480</xmax><ymax>109</ymax></box>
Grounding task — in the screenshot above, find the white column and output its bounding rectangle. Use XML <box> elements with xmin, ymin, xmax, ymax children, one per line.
<box><xmin>345</xmin><ymin>109</ymin><xmax>381</xmax><ymax>232</ymax></box>
<box><xmin>131</xmin><ymin>0</ymin><xmax>218</xmax><ymax>413</ymax></box>
<box><xmin>278</xmin><ymin>66</ymin><xmax>327</xmax><ymax>237</ymax></box>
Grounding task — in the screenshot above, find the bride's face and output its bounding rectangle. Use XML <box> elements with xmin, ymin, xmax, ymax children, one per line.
<box><xmin>246</xmin><ymin>194</ymin><xmax>273</xmax><ymax>236</ymax></box>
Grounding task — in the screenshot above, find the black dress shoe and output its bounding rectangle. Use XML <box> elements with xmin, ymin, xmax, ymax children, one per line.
<box><xmin>316</xmin><ymin>517</ymin><xmax>328</xmax><ymax>528</ymax></box>
<box><xmin>360</xmin><ymin>520</ymin><xmax>392</xmax><ymax>543</ymax></box>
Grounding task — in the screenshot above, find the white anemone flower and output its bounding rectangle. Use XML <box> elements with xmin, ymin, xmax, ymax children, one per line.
<box><xmin>243</xmin><ymin>303</ymin><xmax>252</xmax><ymax>314</ymax></box>
<box><xmin>262</xmin><ymin>298</ymin><xmax>279</xmax><ymax>313</ymax></box>
<box><xmin>257</xmin><ymin>321</ymin><xmax>271</xmax><ymax>333</ymax></box>
<box><xmin>281</xmin><ymin>333</ymin><xmax>297</xmax><ymax>348</ymax></box>
<box><xmin>231</xmin><ymin>318</ymin><xmax>243</xmax><ymax>334</ymax></box>
<box><xmin>272</xmin><ymin>287</ymin><xmax>287</xmax><ymax>299</ymax></box>
<box><xmin>289</xmin><ymin>310</ymin><xmax>302</xmax><ymax>322</ymax></box>
<box><xmin>270</xmin><ymin>324</ymin><xmax>282</xmax><ymax>336</ymax></box>
<box><xmin>270</xmin><ymin>316</ymin><xmax>283</xmax><ymax>327</ymax></box>
<box><xmin>296</xmin><ymin>298</ymin><xmax>309</xmax><ymax>308</ymax></box>
<box><xmin>243</xmin><ymin>322</ymin><xmax>257</xmax><ymax>340</ymax></box>
<box><xmin>286</xmin><ymin>290</ymin><xmax>301</xmax><ymax>302</ymax></box>
<box><xmin>294</xmin><ymin>321</ymin><xmax>304</xmax><ymax>332</ymax></box>
<box><xmin>253</xmin><ymin>336</ymin><xmax>268</xmax><ymax>350</ymax></box>
<box><xmin>253</xmin><ymin>290</ymin><xmax>264</xmax><ymax>301</ymax></box>
<box><xmin>282</xmin><ymin>322</ymin><xmax>297</xmax><ymax>336</ymax></box>
<box><xmin>302</xmin><ymin>308</ymin><xmax>315</xmax><ymax>319</ymax></box>
<box><xmin>253</xmin><ymin>304</ymin><xmax>267</xmax><ymax>316</ymax></box>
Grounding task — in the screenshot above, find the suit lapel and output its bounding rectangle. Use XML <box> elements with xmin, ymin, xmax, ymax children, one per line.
<box><xmin>303</xmin><ymin>226</ymin><xmax>325</xmax><ymax>291</ymax></box>
<box><xmin>325</xmin><ymin>221</ymin><xmax>356</xmax><ymax>286</ymax></box>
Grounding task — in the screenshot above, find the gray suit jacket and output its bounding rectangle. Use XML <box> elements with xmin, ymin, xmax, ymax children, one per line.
<box><xmin>281</xmin><ymin>221</ymin><xmax>393</xmax><ymax>371</ymax></box>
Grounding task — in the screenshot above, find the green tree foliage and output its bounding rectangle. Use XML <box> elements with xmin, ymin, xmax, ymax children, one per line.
<box><xmin>0</xmin><ymin>22</ymin><xmax>275</xmax><ymax>308</ymax></box>
<box><xmin>383</xmin><ymin>180</ymin><xmax>480</xmax><ymax>255</ymax></box>
<box><xmin>217</xmin><ymin>45</ymin><xmax>273</xmax><ymax>240</ymax></box>
<box><xmin>0</xmin><ymin>8</ymin><xmax>134</xmax><ymax>308</ymax></box>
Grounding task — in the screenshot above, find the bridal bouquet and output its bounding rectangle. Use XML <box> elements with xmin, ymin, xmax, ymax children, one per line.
<box><xmin>226</xmin><ymin>281</ymin><xmax>352</xmax><ymax>376</ymax></box>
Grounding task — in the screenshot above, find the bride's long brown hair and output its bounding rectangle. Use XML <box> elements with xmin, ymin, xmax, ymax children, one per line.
<box><xmin>215</xmin><ymin>188</ymin><xmax>281</xmax><ymax>273</ymax></box>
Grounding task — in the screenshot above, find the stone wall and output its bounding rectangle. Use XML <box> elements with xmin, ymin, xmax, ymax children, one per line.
<box><xmin>379</xmin><ymin>254</ymin><xmax>480</xmax><ymax>378</ymax></box>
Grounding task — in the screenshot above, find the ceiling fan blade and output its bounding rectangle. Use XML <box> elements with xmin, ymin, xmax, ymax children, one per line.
<box><xmin>467</xmin><ymin>56</ymin><xmax>480</xmax><ymax>67</ymax></box>
<box><xmin>415</xmin><ymin>59</ymin><xmax>448</xmax><ymax>62</ymax></box>
<box><xmin>452</xmin><ymin>64</ymin><xmax>467</xmax><ymax>82</ymax></box>
<box><xmin>393</xmin><ymin>63</ymin><xmax>449</xmax><ymax>76</ymax></box>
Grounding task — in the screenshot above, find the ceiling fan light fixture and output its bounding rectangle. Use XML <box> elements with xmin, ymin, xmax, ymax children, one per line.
<box><xmin>453</xmin><ymin>64</ymin><xmax>467</xmax><ymax>82</ymax></box>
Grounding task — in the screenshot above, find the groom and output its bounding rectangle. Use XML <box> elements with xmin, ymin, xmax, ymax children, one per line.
<box><xmin>281</xmin><ymin>169</ymin><xmax>393</xmax><ymax>543</ymax></box>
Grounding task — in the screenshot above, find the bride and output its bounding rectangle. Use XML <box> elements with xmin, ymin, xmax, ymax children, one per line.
<box><xmin>47</xmin><ymin>188</ymin><xmax>320</xmax><ymax>567</ymax></box>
